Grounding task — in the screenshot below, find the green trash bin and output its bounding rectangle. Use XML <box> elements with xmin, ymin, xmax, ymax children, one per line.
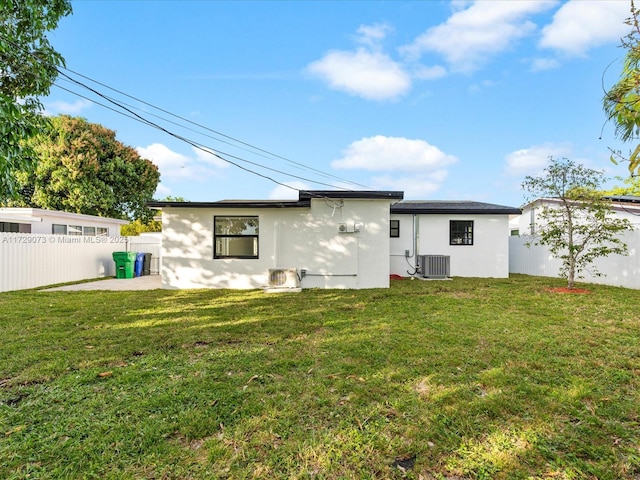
<box><xmin>113</xmin><ymin>251</ymin><xmax>137</xmax><ymax>279</ymax></box>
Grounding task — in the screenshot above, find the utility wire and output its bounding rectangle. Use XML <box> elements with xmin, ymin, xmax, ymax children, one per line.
<box><xmin>56</xmin><ymin>65</ymin><xmax>372</xmax><ymax>189</ymax></box>
<box><xmin>55</xmin><ymin>75</ymin><xmax>362</xmax><ymax>187</ymax></box>
<box><xmin>0</xmin><ymin>31</ymin><xmax>373</xmax><ymax>194</ymax></box>
<box><xmin>56</xmin><ymin>71</ymin><xmax>351</xmax><ymax>191</ymax></box>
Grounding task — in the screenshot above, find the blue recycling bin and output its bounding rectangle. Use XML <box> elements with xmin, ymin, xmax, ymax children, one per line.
<box><xmin>134</xmin><ymin>252</ymin><xmax>145</xmax><ymax>277</ymax></box>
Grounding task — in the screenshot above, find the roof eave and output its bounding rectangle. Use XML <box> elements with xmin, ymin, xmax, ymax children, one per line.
<box><xmin>147</xmin><ymin>199</ymin><xmax>311</xmax><ymax>209</ymax></box>
<box><xmin>391</xmin><ymin>208</ymin><xmax>521</xmax><ymax>215</ymax></box>
<box><xmin>147</xmin><ymin>190</ymin><xmax>404</xmax><ymax>209</ymax></box>
<box><xmin>300</xmin><ymin>190</ymin><xmax>404</xmax><ymax>200</ymax></box>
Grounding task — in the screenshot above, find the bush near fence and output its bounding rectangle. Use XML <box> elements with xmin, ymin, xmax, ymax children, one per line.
<box><xmin>0</xmin><ymin>233</ymin><xmax>161</xmax><ymax>292</ymax></box>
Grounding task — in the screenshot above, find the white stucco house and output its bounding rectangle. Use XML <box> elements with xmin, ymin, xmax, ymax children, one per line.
<box><xmin>0</xmin><ymin>207</ymin><xmax>128</xmax><ymax>236</ymax></box>
<box><xmin>149</xmin><ymin>192</ymin><xmax>523</xmax><ymax>290</ymax></box>
<box><xmin>148</xmin><ymin>190</ymin><xmax>404</xmax><ymax>290</ymax></box>
<box><xmin>516</xmin><ymin>195</ymin><xmax>640</xmax><ymax>235</ymax></box>
<box><xmin>390</xmin><ymin>201</ymin><xmax>522</xmax><ymax>279</ymax></box>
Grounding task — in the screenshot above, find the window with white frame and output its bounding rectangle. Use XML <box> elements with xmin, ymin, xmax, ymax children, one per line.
<box><xmin>214</xmin><ymin>216</ymin><xmax>259</xmax><ymax>259</ymax></box>
<box><xmin>1</xmin><ymin>222</ymin><xmax>30</xmax><ymax>233</ymax></box>
<box><xmin>52</xmin><ymin>224</ymin><xmax>67</xmax><ymax>235</ymax></box>
<box><xmin>52</xmin><ymin>224</ymin><xmax>109</xmax><ymax>236</ymax></box>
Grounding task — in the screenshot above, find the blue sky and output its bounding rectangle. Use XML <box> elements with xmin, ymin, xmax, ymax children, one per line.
<box><xmin>44</xmin><ymin>0</ymin><xmax>633</xmax><ymax>208</ymax></box>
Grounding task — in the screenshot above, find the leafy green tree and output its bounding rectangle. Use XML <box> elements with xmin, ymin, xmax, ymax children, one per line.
<box><xmin>121</xmin><ymin>197</ymin><xmax>188</xmax><ymax>235</ymax></box>
<box><xmin>603</xmin><ymin>175</ymin><xmax>640</xmax><ymax>196</ymax></box>
<box><xmin>121</xmin><ymin>218</ymin><xmax>162</xmax><ymax>236</ymax></box>
<box><xmin>522</xmin><ymin>158</ymin><xmax>633</xmax><ymax>289</ymax></box>
<box><xmin>158</xmin><ymin>195</ymin><xmax>187</xmax><ymax>202</ymax></box>
<box><xmin>603</xmin><ymin>1</ymin><xmax>640</xmax><ymax>175</ymax></box>
<box><xmin>0</xmin><ymin>0</ymin><xmax>72</xmax><ymax>200</ymax></box>
<box><xmin>14</xmin><ymin>115</ymin><xmax>160</xmax><ymax>221</ymax></box>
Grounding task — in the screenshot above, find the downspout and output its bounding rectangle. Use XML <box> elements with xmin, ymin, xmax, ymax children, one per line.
<box><xmin>414</xmin><ymin>213</ymin><xmax>419</xmax><ymax>262</ymax></box>
<box><xmin>405</xmin><ymin>214</ymin><xmax>419</xmax><ymax>276</ymax></box>
<box><xmin>412</xmin><ymin>214</ymin><xmax>419</xmax><ymax>275</ymax></box>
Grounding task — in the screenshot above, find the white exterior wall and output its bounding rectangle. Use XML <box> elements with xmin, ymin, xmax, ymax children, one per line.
<box><xmin>390</xmin><ymin>214</ymin><xmax>511</xmax><ymax>278</ymax></box>
<box><xmin>517</xmin><ymin>200</ymin><xmax>640</xmax><ymax>236</ymax></box>
<box><xmin>0</xmin><ymin>208</ymin><xmax>126</xmax><ymax>236</ymax></box>
<box><xmin>160</xmin><ymin>198</ymin><xmax>392</xmax><ymax>289</ymax></box>
<box><xmin>389</xmin><ymin>215</ymin><xmax>417</xmax><ymax>276</ymax></box>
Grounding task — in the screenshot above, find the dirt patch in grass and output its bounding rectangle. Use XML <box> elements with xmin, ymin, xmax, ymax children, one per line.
<box><xmin>546</xmin><ymin>287</ymin><xmax>592</xmax><ymax>294</ymax></box>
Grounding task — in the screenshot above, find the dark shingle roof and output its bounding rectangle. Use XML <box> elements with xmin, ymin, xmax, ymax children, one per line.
<box><xmin>147</xmin><ymin>190</ymin><xmax>404</xmax><ymax>209</ymax></box>
<box><xmin>391</xmin><ymin>200</ymin><xmax>521</xmax><ymax>215</ymax></box>
<box><xmin>604</xmin><ymin>195</ymin><xmax>640</xmax><ymax>204</ymax></box>
<box><xmin>299</xmin><ymin>190</ymin><xmax>404</xmax><ymax>200</ymax></box>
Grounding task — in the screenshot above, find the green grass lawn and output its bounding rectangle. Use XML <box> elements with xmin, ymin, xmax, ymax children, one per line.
<box><xmin>1</xmin><ymin>275</ymin><xmax>639</xmax><ymax>479</ymax></box>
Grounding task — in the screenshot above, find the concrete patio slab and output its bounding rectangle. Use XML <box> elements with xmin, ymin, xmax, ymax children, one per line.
<box><xmin>43</xmin><ymin>275</ymin><xmax>162</xmax><ymax>291</ymax></box>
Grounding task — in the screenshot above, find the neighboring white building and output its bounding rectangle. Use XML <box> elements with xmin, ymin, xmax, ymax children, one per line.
<box><xmin>516</xmin><ymin>196</ymin><xmax>640</xmax><ymax>235</ymax></box>
<box><xmin>390</xmin><ymin>201</ymin><xmax>521</xmax><ymax>279</ymax></box>
<box><xmin>510</xmin><ymin>195</ymin><xmax>640</xmax><ymax>289</ymax></box>
<box><xmin>0</xmin><ymin>208</ymin><xmax>128</xmax><ymax>236</ymax></box>
<box><xmin>148</xmin><ymin>190</ymin><xmax>404</xmax><ymax>290</ymax></box>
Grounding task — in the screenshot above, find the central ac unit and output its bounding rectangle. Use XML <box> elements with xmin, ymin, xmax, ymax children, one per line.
<box><xmin>268</xmin><ymin>268</ymin><xmax>300</xmax><ymax>288</ymax></box>
<box><xmin>418</xmin><ymin>255</ymin><xmax>450</xmax><ymax>279</ymax></box>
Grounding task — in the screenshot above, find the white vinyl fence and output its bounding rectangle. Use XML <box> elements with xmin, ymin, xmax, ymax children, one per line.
<box><xmin>509</xmin><ymin>230</ymin><xmax>640</xmax><ymax>289</ymax></box>
<box><xmin>0</xmin><ymin>233</ymin><xmax>162</xmax><ymax>292</ymax></box>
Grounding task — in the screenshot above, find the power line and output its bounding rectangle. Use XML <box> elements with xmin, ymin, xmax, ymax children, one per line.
<box><xmin>56</xmin><ymin>70</ymin><xmax>351</xmax><ymax>194</ymax></box>
<box><xmin>55</xmin><ymin>74</ymin><xmax>364</xmax><ymax>188</ymax></box>
<box><xmin>55</xmin><ymin>65</ymin><xmax>372</xmax><ymax>189</ymax></box>
<box><xmin>0</xmin><ymin>30</ymin><xmax>373</xmax><ymax>194</ymax></box>
<box><xmin>55</xmin><ymin>71</ymin><xmax>353</xmax><ymax>191</ymax></box>
<box><xmin>58</xmin><ymin>68</ymin><xmax>370</xmax><ymax>190</ymax></box>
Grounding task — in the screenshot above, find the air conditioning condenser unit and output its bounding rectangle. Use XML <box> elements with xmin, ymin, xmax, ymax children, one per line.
<box><xmin>418</xmin><ymin>255</ymin><xmax>450</xmax><ymax>279</ymax></box>
<box><xmin>338</xmin><ymin>223</ymin><xmax>355</xmax><ymax>233</ymax></box>
<box><xmin>268</xmin><ymin>268</ymin><xmax>300</xmax><ymax>289</ymax></box>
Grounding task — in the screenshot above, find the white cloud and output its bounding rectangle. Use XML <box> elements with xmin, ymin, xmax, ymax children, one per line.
<box><xmin>193</xmin><ymin>147</ymin><xmax>229</xmax><ymax>168</ymax></box>
<box><xmin>530</xmin><ymin>57</ymin><xmax>561</xmax><ymax>72</ymax></box>
<box><xmin>370</xmin><ymin>171</ymin><xmax>448</xmax><ymax>198</ymax></box>
<box><xmin>540</xmin><ymin>0</ymin><xmax>629</xmax><ymax>56</ymax></box>
<box><xmin>154</xmin><ymin>183</ymin><xmax>172</xmax><ymax>199</ymax></box>
<box><xmin>355</xmin><ymin>23</ymin><xmax>394</xmax><ymax>48</ymax></box>
<box><xmin>43</xmin><ymin>99</ymin><xmax>92</xmax><ymax>116</ymax></box>
<box><xmin>332</xmin><ymin>135</ymin><xmax>457</xmax><ymax>172</ymax></box>
<box><xmin>504</xmin><ymin>143</ymin><xmax>572</xmax><ymax>176</ymax></box>
<box><xmin>268</xmin><ymin>181</ymin><xmax>310</xmax><ymax>200</ymax></box>
<box><xmin>137</xmin><ymin>143</ymin><xmax>192</xmax><ymax>179</ymax></box>
<box><xmin>307</xmin><ymin>48</ymin><xmax>411</xmax><ymax>101</ymax></box>
<box><xmin>136</xmin><ymin>143</ymin><xmax>226</xmax><ymax>181</ymax></box>
<box><xmin>413</xmin><ymin>64</ymin><xmax>448</xmax><ymax>80</ymax></box>
<box><xmin>400</xmin><ymin>1</ymin><xmax>556</xmax><ymax>72</ymax></box>
<box><xmin>468</xmin><ymin>79</ymin><xmax>500</xmax><ymax>93</ymax></box>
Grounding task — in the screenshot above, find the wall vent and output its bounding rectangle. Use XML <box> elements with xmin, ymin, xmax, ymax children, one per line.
<box><xmin>418</xmin><ymin>255</ymin><xmax>450</xmax><ymax>279</ymax></box>
<box><xmin>268</xmin><ymin>268</ymin><xmax>300</xmax><ymax>288</ymax></box>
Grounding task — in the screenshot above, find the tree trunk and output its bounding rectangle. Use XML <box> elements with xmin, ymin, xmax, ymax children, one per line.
<box><xmin>567</xmin><ymin>260</ymin><xmax>575</xmax><ymax>289</ymax></box>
